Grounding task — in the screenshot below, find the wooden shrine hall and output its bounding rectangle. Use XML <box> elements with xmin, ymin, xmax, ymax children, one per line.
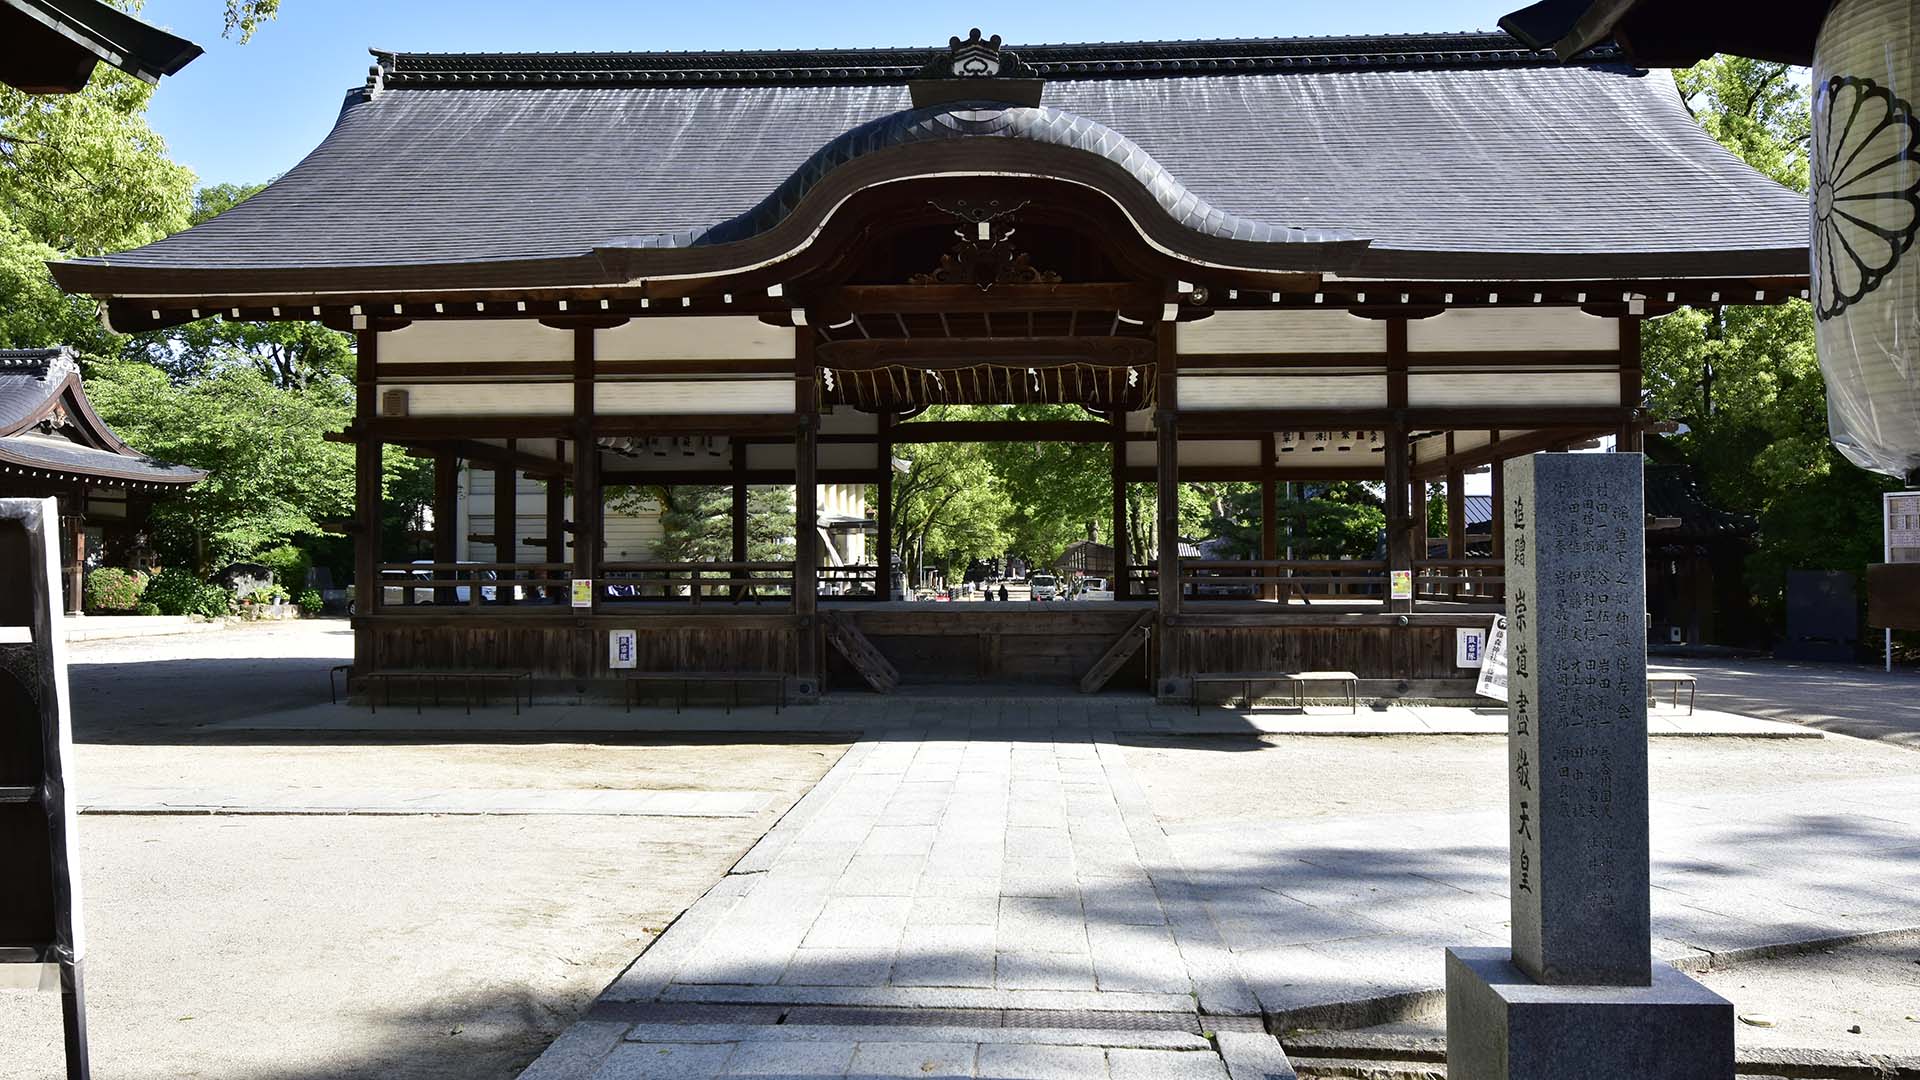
<box><xmin>50</xmin><ymin>30</ymin><xmax>1809</xmax><ymax>701</ymax></box>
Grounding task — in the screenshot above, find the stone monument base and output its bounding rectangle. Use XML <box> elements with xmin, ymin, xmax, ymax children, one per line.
<box><xmin>1444</xmin><ymin>947</ymin><xmax>1734</xmax><ymax>1080</ymax></box>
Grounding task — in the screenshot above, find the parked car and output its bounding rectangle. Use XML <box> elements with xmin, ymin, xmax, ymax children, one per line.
<box><xmin>1028</xmin><ymin>573</ymin><xmax>1058</xmax><ymax>601</ymax></box>
<box><xmin>373</xmin><ymin>562</ymin><xmax>499</xmax><ymax>606</ymax></box>
<box><xmin>1070</xmin><ymin>577</ymin><xmax>1114</xmax><ymax>601</ymax></box>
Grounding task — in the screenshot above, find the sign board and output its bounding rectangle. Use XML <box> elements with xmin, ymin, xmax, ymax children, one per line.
<box><xmin>570</xmin><ymin>579</ymin><xmax>593</xmax><ymax>609</ymax></box>
<box><xmin>1456</xmin><ymin>625</ymin><xmax>1489</xmax><ymax>668</ymax></box>
<box><xmin>0</xmin><ymin>498</ymin><xmax>91</xmax><ymax>1077</ymax></box>
<box><xmin>1475</xmin><ymin>615</ymin><xmax>1509</xmax><ymax>702</ymax></box>
<box><xmin>1389</xmin><ymin>569</ymin><xmax>1413</xmax><ymax>600</ymax></box>
<box><xmin>608</xmin><ymin>629</ymin><xmax>637</xmax><ymax>669</ymax></box>
<box><xmin>1889</xmin><ymin>492</ymin><xmax>1920</xmax><ymax>563</ymax></box>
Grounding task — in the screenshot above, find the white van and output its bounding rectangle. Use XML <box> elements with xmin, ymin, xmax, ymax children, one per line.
<box><xmin>1070</xmin><ymin>577</ymin><xmax>1114</xmax><ymax>601</ymax></box>
<box><xmin>1028</xmin><ymin>573</ymin><xmax>1058</xmax><ymax>601</ymax></box>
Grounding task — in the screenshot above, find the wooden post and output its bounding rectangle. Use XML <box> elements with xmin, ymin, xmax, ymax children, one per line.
<box><xmin>876</xmin><ymin>412</ymin><xmax>893</xmax><ymax>601</ymax></box>
<box><xmin>571</xmin><ymin>329</ymin><xmax>598</xmax><ymax>617</ymax></box>
<box><xmin>1155</xmin><ymin>323</ymin><xmax>1180</xmax><ymax>697</ymax></box>
<box><xmin>1111</xmin><ymin>409</ymin><xmax>1130</xmax><ymax>601</ymax></box>
<box><xmin>492</xmin><ymin>447</ymin><xmax>516</xmax><ymax>604</ymax></box>
<box><xmin>432</xmin><ymin>452</ymin><xmax>459</xmax><ymax>604</ymax></box>
<box><xmin>546</xmin><ymin>441</ymin><xmax>567</xmax><ymax>601</ymax></box>
<box><xmin>1619</xmin><ymin>316</ymin><xmax>1645</xmax><ymax>452</ymax></box>
<box><xmin>1385</xmin><ymin>424</ymin><xmax>1413</xmax><ymax>616</ymax></box>
<box><xmin>59</xmin><ymin>491</ymin><xmax>83</xmax><ymax>616</ymax></box>
<box><xmin>1260</xmin><ymin>436</ymin><xmax>1277</xmax><ymax>601</ymax></box>
<box><xmin>730</xmin><ymin>440</ymin><xmax>749</xmax><ymax>600</ymax></box>
<box><xmin>352</xmin><ymin>328</ymin><xmax>381</xmax><ymax>672</ymax></box>
<box><xmin>1488</xmin><ymin>429</ymin><xmax>1504</xmax><ymax>601</ymax></box>
<box><xmin>1447</xmin><ymin>456</ymin><xmax>1467</xmax><ymax>600</ymax></box>
<box><xmin>794</xmin><ymin>329</ymin><xmax>820</xmax><ymax>692</ymax></box>
<box><xmin>1411</xmin><ymin>470</ymin><xmax>1429</xmax><ymax>595</ymax></box>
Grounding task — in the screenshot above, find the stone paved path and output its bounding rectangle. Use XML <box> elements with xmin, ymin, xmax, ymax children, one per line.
<box><xmin>521</xmin><ymin>733</ymin><xmax>1290</xmax><ymax>1079</ymax></box>
<box><xmin>519</xmin><ymin>725</ymin><xmax>1920</xmax><ymax>1079</ymax></box>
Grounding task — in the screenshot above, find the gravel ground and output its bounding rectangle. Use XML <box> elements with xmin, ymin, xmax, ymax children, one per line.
<box><xmin>3</xmin><ymin>620</ymin><xmax>848</xmax><ymax>1080</ymax></box>
<box><xmin>1118</xmin><ymin>731</ymin><xmax>1920</xmax><ymax>829</ymax></box>
<box><xmin>1120</xmin><ymin>732</ymin><xmax>1920</xmax><ymax>1058</ymax></box>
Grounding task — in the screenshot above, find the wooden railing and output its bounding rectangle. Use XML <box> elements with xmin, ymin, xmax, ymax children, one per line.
<box><xmin>1414</xmin><ymin>558</ymin><xmax>1505</xmax><ymax>602</ymax></box>
<box><xmin>599</xmin><ymin>561</ymin><xmax>794</xmax><ymax>606</ymax></box>
<box><xmin>818</xmin><ymin>564</ymin><xmax>882</xmax><ymax>598</ymax></box>
<box><xmin>373</xmin><ymin>562</ymin><xmax>572</xmax><ymax>609</ymax></box>
<box><xmin>1180</xmin><ymin>559</ymin><xmax>1387</xmax><ymax>601</ymax></box>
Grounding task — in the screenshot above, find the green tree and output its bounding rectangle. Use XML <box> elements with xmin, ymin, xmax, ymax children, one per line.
<box><xmin>1648</xmin><ymin>57</ymin><xmax>1899</xmax><ymax>627</ymax></box>
<box><xmin>80</xmin><ymin>358</ymin><xmax>415</xmax><ymax>572</ymax></box>
<box><xmin>637</xmin><ymin>485</ymin><xmax>795</xmax><ymax>564</ymax></box>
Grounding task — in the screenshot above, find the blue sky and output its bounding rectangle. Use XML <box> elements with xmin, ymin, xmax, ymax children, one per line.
<box><xmin>139</xmin><ymin>0</ymin><xmax>1521</xmax><ymax>188</ymax></box>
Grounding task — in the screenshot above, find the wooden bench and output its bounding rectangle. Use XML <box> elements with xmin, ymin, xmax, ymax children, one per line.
<box><xmin>357</xmin><ymin>669</ymin><xmax>533</xmax><ymax>715</ymax></box>
<box><xmin>1648</xmin><ymin>672</ymin><xmax>1698</xmax><ymax>715</ymax></box>
<box><xmin>622</xmin><ymin>672</ymin><xmax>786</xmax><ymax>714</ymax></box>
<box><xmin>1191</xmin><ymin>670</ymin><xmax>1359</xmax><ymax>714</ymax></box>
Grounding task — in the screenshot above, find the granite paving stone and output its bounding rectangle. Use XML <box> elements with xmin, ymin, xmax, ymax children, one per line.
<box><xmin>847</xmin><ymin>1042</ymin><xmax>977</xmax><ymax>1079</ymax></box>
<box><xmin>593</xmin><ymin>1042</ymin><xmax>736</xmax><ymax>1080</ymax></box>
<box><xmin>975</xmin><ymin>1043</ymin><xmax>1110</xmax><ymax>1080</ymax></box>
<box><xmin>1105</xmin><ymin>1049</ymin><xmax>1232</xmax><ymax>1080</ymax></box>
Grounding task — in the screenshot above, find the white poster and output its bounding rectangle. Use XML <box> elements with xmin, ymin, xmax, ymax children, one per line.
<box><xmin>608</xmin><ymin>628</ymin><xmax>637</xmax><ymax>669</ymax></box>
<box><xmin>1456</xmin><ymin>625</ymin><xmax>1489</xmax><ymax>668</ymax></box>
<box><xmin>1475</xmin><ymin>615</ymin><xmax>1509</xmax><ymax>702</ymax></box>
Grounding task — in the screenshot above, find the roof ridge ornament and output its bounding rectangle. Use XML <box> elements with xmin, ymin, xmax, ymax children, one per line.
<box><xmin>910</xmin><ymin>29</ymin><xmax>1044</xmax><ymax>108</ymax></box>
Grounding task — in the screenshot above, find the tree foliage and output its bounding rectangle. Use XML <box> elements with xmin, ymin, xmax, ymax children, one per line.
<box><xmin>1649</xmin><ymin>57</ymin><xmax>1898</xmax><ymax>628</ymax></box>
<box><xmin>634</xmin><ymin>485</ymin><xmax>795</xmax><ymax>564</ymax></box>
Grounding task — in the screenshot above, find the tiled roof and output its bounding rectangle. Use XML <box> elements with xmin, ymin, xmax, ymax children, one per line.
<box><xmin>54</xmin><ymin>31</ymin><xmax>1808</xmax><ymax>290</ymax></box>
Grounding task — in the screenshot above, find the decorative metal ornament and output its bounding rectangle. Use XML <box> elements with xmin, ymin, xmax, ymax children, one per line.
<box><xmin>1811</xmin><ymin>0</ymin><xmax>1920</xmax><ymax>481</ymax></box>
<box><xmin>908</xmin><ymin>198</ymin><xmax>1062</xmax><ymax>290</ymax></box>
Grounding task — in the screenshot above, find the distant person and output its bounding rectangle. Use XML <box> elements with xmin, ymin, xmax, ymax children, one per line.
<box><xmin>999</xmin><ymin>583</ymin><xmax>1009</xmax><ymax>602</ymax></box>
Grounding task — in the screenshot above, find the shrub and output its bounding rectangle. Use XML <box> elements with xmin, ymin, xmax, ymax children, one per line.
<box><xmin>84</xmin><ymin>568</ymin><xmax>147</xmax><ymax>614</ymax></box>
<box><xmin>296</xmin><ymin>588</ymin><xmax>325</xmax><ymax>616</ymax></box>
<box><xmin>256</xmin><ymin>544</ymin><xmax>312</xmax><ymax>594</ymax></box>
<box><xmin>134</xmin><ymin>601</ymin><xmax>161</xmax><ymax>617</ymax></box>
<box><xmin>147</xmin><ymin>568</ymin><xmax>230</xmax><ymax>619</ymax></box>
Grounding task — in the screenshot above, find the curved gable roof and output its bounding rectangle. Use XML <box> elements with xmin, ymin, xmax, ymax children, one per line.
<box><xmin>50</xmin><ymin>31</ymin><xmax>1810</xmax><ymax>299</ymax></box>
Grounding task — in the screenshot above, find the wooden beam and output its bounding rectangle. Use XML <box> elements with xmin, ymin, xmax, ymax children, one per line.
<box><xmin>817</xmin><ymin>282</ymin><xmax>1160</xmax><ymax>316</ymax></box>
<box><xmin>1386</xmin><ymin>318</ymin><xmax>1409</xmax><ymax>410</ymax></box>
<box><xmin>546</xmin><ymin>443</ymin><xmax>567</xmax><ymax>596</ymax></box>
<box><xmin>405</xmin><ymin>438</ymin><xmax>564</xmax><ymax>479</ymax></box>
<box><xmin>816</xmin><ymin>336</ymin><xmax>1155</xmax><ymax>369</ymax></box>
<box><xmin>1178</xmin><ymin>407</ymin><xmax>1633</xmax><ymax>434</ymax></box>
<box><xmin>889</xmin><ymin>420</ymin><xmax>1122</xmax><ymax>444</ymax></box>
<box><xmin>1411</xmin><ymin>426</ymin><xmax>1606</xmax><ymax>480</ymax></box>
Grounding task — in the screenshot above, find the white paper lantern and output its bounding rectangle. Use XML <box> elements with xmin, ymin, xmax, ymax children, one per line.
<box><xmin>1812</xmin><ymin>0</ymin><xmax>1920</xmax><ymax>481</ymax></box>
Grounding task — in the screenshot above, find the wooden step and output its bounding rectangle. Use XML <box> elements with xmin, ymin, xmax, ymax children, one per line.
<box><xmin>823</xmin><ymin>612</ymin><xmax>900</xmax><ymax>693</ymax></box>
<box><xmin>1078</xmin><ymin>612</ymin><xmax>1154</xmax><ymax>693</ymax></box>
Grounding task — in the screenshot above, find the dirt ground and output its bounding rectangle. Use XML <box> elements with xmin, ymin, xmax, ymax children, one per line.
<box><xmin>3</xmin><ymin>619</ymin><xmax>848</xmax><ymax>1080</ymax></box>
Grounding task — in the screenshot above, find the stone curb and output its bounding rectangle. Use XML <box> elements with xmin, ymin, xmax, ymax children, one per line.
<box><xmin>1280</xmin><ymin>1033</ymin><xmax>1920</xmax><ymax>1080</ymax></box>
<box><xmin>1265</xmin><ymin>925</ymin><xmax>1920</xmax><ymax>1037</ymax></box>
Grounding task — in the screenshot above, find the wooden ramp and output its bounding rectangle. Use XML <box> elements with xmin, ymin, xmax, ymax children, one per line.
<box><xmin>1078</xmin><ymin>612</ymin><xmax>1153</xmax><ymax>693</ymax></box>
<box><xmin>823</xmin><ymin>612</ymin><xmax>899</xmax><ymax>693</ymax></box>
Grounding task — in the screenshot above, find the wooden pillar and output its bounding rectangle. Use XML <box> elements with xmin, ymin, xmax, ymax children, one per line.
<box><xmin>58</xmin><ymin>489</ymin><xmax>84</xmax><ymax>616</ymax></box>
<box><xmin>432</xmin><ymin>452</ymin><xmax>459</xmax><ymax>604</ymax></box>
<box><xmin>571</xmin><ymin>329</ymin><xmax>598</xmax><ymax>616</ymax></box>
<box><xmin>1385</xmin><ymin>425</ymin><xmax>1413</xmax><ymax>616</ymax></box>
<box><xmin>1155</xmin><ymin>323</ymin><xmax>1180</xmax><ymax>696</ymax></box>
<box><xmin>1488</xmin><ymin>429</ymin><xmax>1504</xmax><ymax>601</ymax></box>
<box><xmin>1447</xmin><ymin>461</ymin><xmax>1466</xmax><ymax>601</ymax></box>
<box><xmin>1259</xmin><ymin>436</ymin><xmax>1277</xmax><ymax>601</ymax></box>
<box><xmin>352</xmin><ymin>328</ymin><xmax>382</xmax><ymax>671</ymax></box>
<box><xmin>876</xmin><ymin>412</ymin><xmax>893</xmax><ymax>601</ymax></box>
<box><xmin>1411</xmin><ymin>471</ymin><xmax>1429</xmax><ymax>570</ymax></box>
<box><xmin>546</xmin><ymin>441</ymin><xmax>567</xmax><ymax>601</ymax></box>
<box><xmin>729</xmin><ymin>439</ymin><xmax>749</xmax><ymax>600</ymax></box>
<box><xmin>794</xmin><ymin>329</ymin><xmax>820</xmax><ymax>692</ymax></box>
<box><xmin>1619</xmin><ymin>315</ymin><xmax>1645</xmax><ymax>451</ymax></box>
<box><xmin>1111</xmin><ymin>409</ymin><xmax>1130</xmax><ymax>601</ymax></box>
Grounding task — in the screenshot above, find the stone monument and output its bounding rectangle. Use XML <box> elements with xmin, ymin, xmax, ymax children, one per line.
<box><xmin>1445</xmin><ymin>453</ymin><xmax>1733</xmax><ymax>1080</ymax></box>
